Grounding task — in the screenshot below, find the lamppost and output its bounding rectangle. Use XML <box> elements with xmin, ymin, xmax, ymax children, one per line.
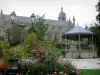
<box><xmin>10</xmin><ymin>11</ymin><xmax>25</xmax><ymax>45</ymax></box>
<box><xmin>6</xmin><ymin>29</ymin><xmax>10</xmax><ymax>42</ymax></box>
<box><xmin>10</xmin><ymin>12</ymin><xmax>36</xmax><ymax>45</ymax></box>
<box><xmin>10</xmin><ymin>11</ymin><xmax>16</xmax><ymax>24</ymax></box>
<box><xmin>31</xmin><ymin>13</ymin><xmax>36</xmax><ymax>30</ymax></box>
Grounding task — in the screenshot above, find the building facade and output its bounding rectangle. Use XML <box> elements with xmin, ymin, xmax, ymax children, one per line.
<box><xmin>0</xmin><ymin>7</ymin><xmax>76</xmax><ymax>41</ymax></box>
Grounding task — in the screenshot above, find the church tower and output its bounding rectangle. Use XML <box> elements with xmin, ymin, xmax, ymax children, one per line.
<box><xmin>58</xmin><ymin>7</ymin><xmax>66</xmax><ymax>21</ymax></box>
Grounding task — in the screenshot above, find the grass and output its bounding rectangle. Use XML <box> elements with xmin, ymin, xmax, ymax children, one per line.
<box><xmin>77</xmin><ymin>69</ymin><xmax>100</xmax><ymax>75</ymax></box>
<box><xmin>47</xmin><ymin>47</ymin><xmax>60</xmax><ymax>54</ymax></box>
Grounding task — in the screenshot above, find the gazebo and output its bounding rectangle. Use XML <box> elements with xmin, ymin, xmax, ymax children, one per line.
<box><xmin>62</xmin><ymin>26</ymin><xmax>96</xmax><ymax>58</ymax></box>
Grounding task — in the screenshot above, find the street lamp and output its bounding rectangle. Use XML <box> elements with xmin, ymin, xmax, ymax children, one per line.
<box><xmin>31</xmin><ymin>13</ymin><xmax>36</xmax><ymax>29</ymax></box>
<box><xmin>10</xmin><ymin>11</ymin><xmax>25</xmax><ymax>45</ymax></box>
<box><xmin>10</xmin><ymin>11</ymin><xmax>16</xmax><ymax>23</ymax></box>
<box><xmin>31</xmin><ymin>13</ymin><xmax>36</xmax><ymax>23</ymax></box>
<box><xmin>10</xmin><ymin>12</ymin><xmax>36</xmax><ymax>45</ymax></box>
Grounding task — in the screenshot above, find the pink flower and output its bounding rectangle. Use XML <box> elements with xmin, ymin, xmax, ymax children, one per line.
<box><xmin>16</xmin><ymin>73</ymin><xmax>19</xmax><ymax>75</ymax></box>
<box><xmin>70</xmin><ymin>69</ymin><xmax>75</xmax><ymax>73</ymax></box>
<box><xmin>76</xmin><ymin>72</ymin><xmax>81</xmax><ymax>75</ymax></box>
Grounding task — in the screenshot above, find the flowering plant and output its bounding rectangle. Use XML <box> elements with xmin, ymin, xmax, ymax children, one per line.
<box><xmin>0</xmin><ymin>60</ymin><xmax>10</xmax><ymax>69</ymax></box>
<box><xmin>0</xmin><ymin>59</ymin><xmax>10</xmax><ymax>74</ymax></box>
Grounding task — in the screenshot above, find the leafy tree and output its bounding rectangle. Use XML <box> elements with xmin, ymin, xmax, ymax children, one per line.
<box><xmin>24</xmin><ymin>32</ymin><xmax>38</xmax><ymax>49</ymax></box>
<box><xmin>53</xmin><ymin>35</ymin><xmax>58</xmax><ymax>43</ymax></box>
<box><xmin>28</xmin><ymin>15</ymin><xmax>48</xmax><ymax>41</ymax></box>
<box><xmin>96</xmin><ymin>0</ymin><xmax>100</xmax><ymax>23</ymax></box>
<box><xmin>92</xmin><ymin>1</ymin><xmax>100</xmax><ymax>56</ymax></box>
<box><xmin>9</xmin><ymin>24</ymin><xmax>21</xmax><ymax>45</ymax></box>
<box><xmin>90</xmin><ymin>24</ymin><xmax>100</xmax><ymax>56</ymax></box>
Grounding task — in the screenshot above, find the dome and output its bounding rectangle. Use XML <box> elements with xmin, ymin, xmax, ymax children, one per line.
<box><xmin>58</xmin><ymin>7</ymin><xmax>66</xmax><ymax>21</ymax></box>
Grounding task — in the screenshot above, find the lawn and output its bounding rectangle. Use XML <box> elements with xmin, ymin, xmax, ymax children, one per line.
<box><xmin>77</xmin><ymin>69</ymin><xmax>100</xmax><ymax>75</ymax></box>
<box><xmin>48</xmin><ymin>47</ymin><xmax>61</xmax><ymax>54</ymax></box>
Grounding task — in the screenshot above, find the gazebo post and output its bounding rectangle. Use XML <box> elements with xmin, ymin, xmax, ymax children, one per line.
<box><xmin>79</xmin><ymin>34</ymin><xmax>81</xmax><ymax>58</ymax></box>
<box><xmin>66</xmin><ymin>35</ymin><xmax>68</xmax><ymax>52</ymax></box>
<box><xmin>92</xmin><ymin>34</ymin><xmax>94</xmax><ymax>51</ymax></box>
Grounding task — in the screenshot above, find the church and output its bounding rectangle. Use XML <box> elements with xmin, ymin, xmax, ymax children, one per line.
<box><xmin>0</xmin><ymin>7</ymin><xmax>76</xmax><ymax>41</ymax></box>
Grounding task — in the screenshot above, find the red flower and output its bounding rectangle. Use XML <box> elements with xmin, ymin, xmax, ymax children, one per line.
<box><xmin>0</xmin><ymin>62</ymin><xmax>10</xmax><ymax>69</ymax></box>
<box><xmin>4</xmin><ymin>70</ymin><xmax>7</xmax><ymax>73</ymax></box>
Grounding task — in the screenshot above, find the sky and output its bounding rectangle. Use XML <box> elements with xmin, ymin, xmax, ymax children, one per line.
<box><xmin>0</xmin><ymin>0</ymin><xmax>99</xmax><ymax>27</ymax></box>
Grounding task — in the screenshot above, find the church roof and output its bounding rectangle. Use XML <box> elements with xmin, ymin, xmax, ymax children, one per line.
<box><xmin>65</xmin><ymin>26</ymin><xmax>94</xmax><ymax>35</ymax></box>
<box><xmin>3</xmin><ymin>14</ymin><xmax>68</xmax><ymax>26</ymax></box>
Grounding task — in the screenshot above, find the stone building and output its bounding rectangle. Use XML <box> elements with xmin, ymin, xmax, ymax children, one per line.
<box><xmin>0</xmin><ymin>7</ymin><xmax>76</xmax><ymax>41</ymax></box>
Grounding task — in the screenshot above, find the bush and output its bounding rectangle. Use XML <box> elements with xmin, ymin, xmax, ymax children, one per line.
<box><xmin>18</xmin><ymin>55</ymin><xmax>78</xmax><ymax>75</ymax></box>
<box><xmin>3</xmin><ymin>45</ymin><xmax>29</xmax><ymax>62</ymax></box>
<box><xmin>60</xmin><ymin>50</ymin><xmax>67</xmax><ymax>58</ymax></box>
<box><xmin>24</xmin><ymin>32</ymin><xmax>38</xmax><ymax>49</ymax></box>
<box><xmin>18</xmin><ymin>46</ymin><xmax>79</xmax><ymax>75</ymax></box>
<box><xmin>0</xmin><ymin>41</ymin><xmax>10</xmax><ymax>58</ymax></box>
<box><xmin>55</xmin><ymin>43</ymin><xmax>67</xmax><ymax>49</ymax></box>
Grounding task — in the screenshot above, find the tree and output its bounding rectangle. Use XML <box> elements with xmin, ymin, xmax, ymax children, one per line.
<box><xmin>28</xmin><ymin>15</ymin><xmax>48</xmax><ymax>41</ymax></box>
<box><xmin>92</xmin><ymin>1</ymin><xmax>100</xmax><ymax>56</ymax></box>
<box><xmin>24</xmin><ymin>32</ymin><xmax>38</xmax><ymax>49</ymax></box>
<box><xmin>90</xmin><ymin>24</ymin><xmax>100</xmax><ymax>56</ymax></box>
<box><xmin>53</xmin><ymin>35</ymin><xmax>58</xmax><ymax>43</ymax></box>
<box><xmin>9</xmin><ymin>24</ymin><xmax>21</xmax><ymax>45</ymax></box>
<box><xmin>96</xmin><ymin>0</ymin><xmax>100</xmax><ymax>23</ymax></box>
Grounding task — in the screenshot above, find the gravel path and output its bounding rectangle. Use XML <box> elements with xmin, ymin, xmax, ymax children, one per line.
<box><xmin>71</xmin><ymin>58</ymin><xmax>100</xmax><ymax>69</ymax></box>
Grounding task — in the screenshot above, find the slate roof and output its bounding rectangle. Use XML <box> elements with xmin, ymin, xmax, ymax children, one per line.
<box><xmin>3</xmin><ymin>14</ymin><xmax>68</xmax><ymax>26</ymax></box>
<box><xmin>65</xmin><ymin>26</ymin><xmax>94</xmax><ymax>35</ymax></box>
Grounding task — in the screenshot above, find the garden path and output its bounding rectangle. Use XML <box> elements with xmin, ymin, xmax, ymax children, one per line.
<box><xmin>70</xmin><ymin>58</ymin><xmax>100</xmax><ymax>69</ymax></box>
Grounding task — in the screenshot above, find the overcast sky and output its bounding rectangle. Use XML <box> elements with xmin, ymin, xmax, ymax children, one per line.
<box><xmin>0</xmin><ymin>0</ymin><xmax>98</xmax><ymax>27</ymax></box>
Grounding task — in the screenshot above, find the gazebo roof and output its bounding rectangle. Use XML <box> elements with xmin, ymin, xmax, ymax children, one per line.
<box><xmin>65</xmin><ymin>26</ymin><xmax>94</xmax><ymax>35</ymax></box>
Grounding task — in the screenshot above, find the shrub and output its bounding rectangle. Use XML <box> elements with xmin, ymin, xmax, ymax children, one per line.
<box><xmin>24</xmin><ymin>32</ymin><xmax>38</xmax><ymax>49</ymax></box>
<box><xmin>60</xmin><ymin>50</ymin><xmax>67</xmax><ymax>58</ymax></box>
<box><xmin>18</xmin><ymin>46</ymin><xmax>79</xmax><ymax>75</ymax></box>
<box><xmin>0</xmin><ymin>41</ymin><xmax>10</xmax><ymax>49</ymax></box>
<box><xmin>3</xmin><ymin>45</ymin><xmax>29</xmax><ymax>62</ymax></box>
<box><xmin>0</xmin><ymin>41</ymin><xmax>10</xmax><ymax>58</ymax></box>
<box><xmin>55</xmin><ymin>43</ymin><xmax>67</xmax><ymax>49</ymax></box>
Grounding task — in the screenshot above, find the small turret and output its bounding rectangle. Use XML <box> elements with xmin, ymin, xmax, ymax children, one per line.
<box><xmin>73</xmin><ymin>16</ymin><xmax>76</xmax><ymax>26</ymax></box>
<box><xmin>58</xmin><ymin>7</ymin><xmax>66</xmax><ymax>21</ymax></box>
<box><xmin>1</xmin><ymin>9</ymin><xmax>3</xmax><ymax>15</ymax></box>
<box><xmin>0</xmin><ymin>9</ymin><xmax>3</xmax><ymax>18</ymax></box>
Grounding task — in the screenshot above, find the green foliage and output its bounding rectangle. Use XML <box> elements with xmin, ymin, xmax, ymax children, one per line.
<box><xmin>28</xmin><ymin>15</ymin><xmax>48</xmax><ymax>41</ymax></box>
<box><xmin>24</xmin><ymin>32</ymin><xmax>38</xmax><ymax>49</ymax></box>
<box><xmin>0</xmin><ymin>41</ymin><xmax>10</xmax><ymax>49</ymax></box>
<box><xmin>0</xmin><ymin>41</ymin><xmax>10</xmax><ymax>57</ymax></box>
<box><xmin>53</xmin><ymin>35</ymin><xmax>58</xmax><ymax>43</ymax></box>
<box><xmin>9</xmin><ymin>24</ymin><xmax>21</xmax><ymax>45</ymax></box>
<box><xmin>3</xmin><ymin>45</ymin><xmax>29</xmax><ymax>61</ymax></box>
<box><xmin>96</xmin><ymin>0</ymin><xmax>100</xmax><ymax>23</ymax></box>
<box><xmin>60</xmin><ymin>50</ymin><xmax>67</xmax><ymax>58</ymax></box>
<box><xmin>0</xmin><ymin>36</ymin><xmax>4</xmax><ymax>41</ymax></box>
<box><xmin>90</xmin><ymin>25</ymin><xmax>100</xmax><ymax>56</ymax></box>
<box><xmin>18</xmin><ymin>55</ymin><xmax>76</xmax><ymax>75</ymax></box>
<box><xmin>55</xmin><ymin>42</ymin><xmax>67</xmax><ymax>49</ymax></box>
